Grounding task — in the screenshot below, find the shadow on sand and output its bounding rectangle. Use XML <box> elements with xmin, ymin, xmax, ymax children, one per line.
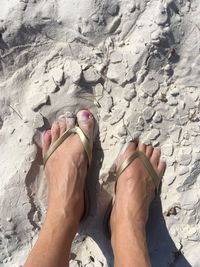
<box><xmin>88</xmin><ymin>190</ymin><xmax>192</xmax><ymax>267</ymax></box>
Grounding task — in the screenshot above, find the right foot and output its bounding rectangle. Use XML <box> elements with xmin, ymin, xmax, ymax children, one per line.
<box><xmin>111</xmin><ymin>142</ymin><xmax>166</xmax><ymax>231</ymax></box>
<box><xmin>110</xmin><ymin>142</ymin><xmax>166</xmax><ymax>267</ymax></box>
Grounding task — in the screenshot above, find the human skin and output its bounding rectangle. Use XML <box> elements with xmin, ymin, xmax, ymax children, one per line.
<box><xmin>110</xmin><ymin>142</ymin><xmax>165</xmax><ymax>267</ymax></box>
<box><xmin>24</xmin><ymin>110</ymin><xmax>165</xmax><ymax>267</ymax></box>
<box><xmin>24</xmin><ymin>110</ymin><xmax>94</xmax><ymax>267</ymax></box>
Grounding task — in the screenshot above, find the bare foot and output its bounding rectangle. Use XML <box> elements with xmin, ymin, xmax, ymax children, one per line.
<box><xmin>110</xmin><ymin>142</ymin><xmax>166</xmax><ymax>267</ymax></box>
<box><xmin>42</xmin><ymin>110</ymin><xmax>94</xmax><ymax>225</ymax></box>
<box><xmin>24</xmin><ymin>111</ymin><xmax>95</xmax><ymax>267</ymax></box>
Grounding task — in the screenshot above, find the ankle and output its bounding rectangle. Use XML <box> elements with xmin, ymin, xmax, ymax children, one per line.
<box><xmin>111</xmin><ymin>223</ymin><xmax>150</xmax><ymax>267</ymax></box>
<box><xmin>111</xmin><ymin>203</ymin><xmax>147</xmax><ymax>233</ymax></box>
<box><xmin>46</xmin><ymin>209</ymin><xmax>79</xmax><ymax>235</ymax></box>
<box><xmin>111</xmin><ymin>219</ymin><xmax>146</xmax><ymax>247</ymax></box>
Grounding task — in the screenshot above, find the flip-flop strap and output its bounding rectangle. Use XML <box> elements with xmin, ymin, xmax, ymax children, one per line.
<box><xmin>116</xmin><ymin>150</ymin><xmax>161</xmax><ymax>192</ymax></box>
<box><xmin>43</xmin><ymin>126</ymin><xmax>92</xmax><ymax>168</ymax></box>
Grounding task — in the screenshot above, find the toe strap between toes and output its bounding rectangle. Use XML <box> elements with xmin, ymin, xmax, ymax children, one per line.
<box><xmin>43</xmin><ymin>126</ymin><xmax>92</xmax><ymax>168</ymax></box>
<box><xmin>116</xmin><ymin>151</ymin><xmax>161</xmax><ymax>192</ymax></box>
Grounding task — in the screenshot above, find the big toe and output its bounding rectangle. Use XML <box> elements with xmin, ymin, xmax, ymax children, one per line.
<box><xmin>116</xmin><ymin>141</ymin><xmax>138</xmax><ymax>168</ymax></box>
<box><xmin>77</xmin><ymin>110</ymin><xmax>95</xmax><ymax>145</ymax></box>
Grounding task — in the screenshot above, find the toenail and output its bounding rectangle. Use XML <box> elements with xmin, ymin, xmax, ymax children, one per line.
<box><xmin>78</xmin><ymin>110</ymin><xmax>93</xmax><ymax>121</ymax></box>
<box><xmin>65</xmin><ymin>111</ymin><xmax>76</xmax><ymax>119</ymax></box>
<box><xmin>58</xmin><ymin>115</ymin><xmax>66</xmax><ymax>120</ymax></box>
<box><xmin>53</xmin><ymin>121</ymin><xmax>59</xmax><ymax>126</ymax></box>
<box><xmin>58</xmin><ymin>117</ymin><xmax>66</xmax><ymax>122</ymax></box>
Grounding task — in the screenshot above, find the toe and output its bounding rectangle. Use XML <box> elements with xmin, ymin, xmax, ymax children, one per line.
<box><xmin>66</xmin><ymin>117</ymin><xmax>76</xmax><ymax>131</ymax></box>
<box><xmin>51</xmin><ymin>121</ymin><xmax>60</xmax><ymax>143</ymax></box>
<box><xmin>77</xmin><ymin>110</ymin><xmax>95</xmax><ymax>145</ymax></box>
<box><xmin>124</xmin><ymin>141</ymin><xmax>138</xmax><ymax>156</ymax></box>
<box><xmin>150</xmin><ymin>148</ymin><xmax>161</xmax><ymax>167</ymax></box>
<box><xmin>146</xmin><ymin>145</ymin><xmax>154</xmax><ymax>158</ymax></box>
<box><xmin>138</xmin><ymin>142</ymin><xmax>146</xmax><ymax>153</ymax></box>
<box><xmin>158</xmin><ymin>160</ymin><xmax>166</xmax><ymax>177</ymax></box>
<box><xmin>63</xmin><ymin>112</ymin><xmax>76</xmax><ymax>131</ymax></box>
<box><xmin>42</xmin><ymin>130</ymin><xmax>51</xmax><ymax>156</ymax></box>
<box><xmin>116</xmin><ymin>141</ymin><xmax>138</xmax><ymax>170</ymax></box>
<box><xmin>58</xmin><ymin>118</ymin><xmax>67</xmax><ymax>135</ymax></box>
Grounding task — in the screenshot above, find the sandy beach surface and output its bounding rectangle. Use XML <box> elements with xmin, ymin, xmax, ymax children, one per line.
<box><xmin>0</xmin><ymin>0</ymin><xmax>200</xmax><ymax>266</ymax></box>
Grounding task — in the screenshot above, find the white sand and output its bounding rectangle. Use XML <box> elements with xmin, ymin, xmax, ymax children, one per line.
<box><xmin>0</xmin><ymin>0</ymin><xmax>200</xmax><ymax>266</ymax></box>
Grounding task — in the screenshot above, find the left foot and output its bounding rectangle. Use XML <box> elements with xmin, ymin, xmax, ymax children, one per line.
<box><xmin>42</xmin><ymin>110</ymin><xmax>94</xmax><ymax>226</ymax></box>
<box><xmin>25</xmin><ymin>111</ymin><xmax>95</xmax><ymax>267</ymax></box>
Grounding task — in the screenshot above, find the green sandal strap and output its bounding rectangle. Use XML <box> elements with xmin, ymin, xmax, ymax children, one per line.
<box><xmin>43</xmin><ymin>126</ymin><xmax>92</xmax><ymax>168</ymax></box>
<box><xmin>116</xmin><ymin>150</ymin><xmax>161</xmax><ymax>192</ymax></box>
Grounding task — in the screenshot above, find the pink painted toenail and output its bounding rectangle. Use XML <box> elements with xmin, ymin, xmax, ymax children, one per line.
<box><xmin>80</xmin><ymin>111</ymin><xmax>92</xmax><ymax>120</ymax></box>
<box><xmin>83</xmin><ymin>111</ymin><xmax>92</xmax><ymax>117</ymax></box>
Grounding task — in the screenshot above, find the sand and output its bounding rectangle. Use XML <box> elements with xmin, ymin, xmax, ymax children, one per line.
<box><xmin>0</xmin><ymin>0</ymin><xmax>200</xmax><ymax>266</ymax></box>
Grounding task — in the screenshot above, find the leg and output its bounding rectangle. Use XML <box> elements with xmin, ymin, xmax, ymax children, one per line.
<box><xmin>110</xmin><ymin>142</ymin><xmax>166</xmax><ymax>267</ymax></box>
<box><xmin>24</xmin><ymin>110</ymin><xmax>94</xmax><ymax>267</ymax></box>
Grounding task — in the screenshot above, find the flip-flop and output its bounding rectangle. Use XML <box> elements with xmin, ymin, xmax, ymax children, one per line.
<box><xmin>43</xmin><ymin>125</ymin><xmax>92</xmax><ymax>221</ymax></box>
<box><xmin>103</xmin><ymin>148</ymin><xmax>161</xmax><ymax>239</ymax></box>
